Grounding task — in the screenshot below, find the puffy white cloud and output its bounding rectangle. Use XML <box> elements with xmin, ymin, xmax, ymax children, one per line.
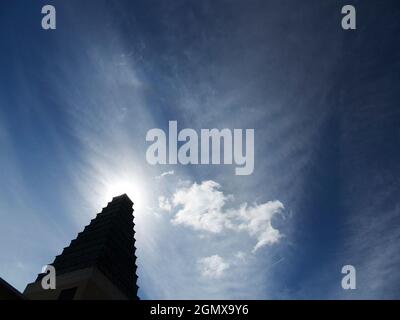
<box><xmin>234</xmin><ymin>201</ymin><xmax>284</xmax><ymax>252</ymax></box>
<box><xmin>172</xmin><ymin>181</ymin><xmax>229</xmax><ymax>233</ymax></box>
<box><xmin>170</xmin><ymin>180</ymin><xmax>284</xmax><ymax>252</ymax></box>
<box><xmin>198</xmin><ymin>255</ymin><xmax>229</xmax><ymax>279</ymax></box>
<box><xmin>158</xmin><ymin>195</ymin><xmax>172</xmax><ymax>212</ymax></box>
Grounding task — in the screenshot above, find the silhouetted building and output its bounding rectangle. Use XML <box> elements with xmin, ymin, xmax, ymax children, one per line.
<box><xmin>0</xmin><ymin>277</ymin><xmax>25</xmax><ymax>300</ymax></box>
<box><xmin>24</xmin><ymin>194</ymin><xmax>139</xmax><ymax>300</ymax></box>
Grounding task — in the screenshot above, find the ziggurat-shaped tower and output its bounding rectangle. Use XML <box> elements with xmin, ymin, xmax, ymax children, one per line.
<box><xmin>24</xmin><ymin>194</ymin><xmax>139</xmax><ymax>300</ymax></box>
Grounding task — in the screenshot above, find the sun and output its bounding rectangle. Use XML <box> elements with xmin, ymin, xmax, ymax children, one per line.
<box><xmin>102</xmin><ymin>178</ymin><xmax>148</xmax><ymax>213</ymax></box>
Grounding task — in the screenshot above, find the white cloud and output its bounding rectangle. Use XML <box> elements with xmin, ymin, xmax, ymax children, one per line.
<box><xmin>234</xmin><ymin>202</ymin><xmax>284</xmax><ymax>252</ymax></box>
<box><xmin>158</xmin><ymin>195</ymin><xmax>172</xmax><ymax>212</ymax></box>
<box><xmin>170</xmin><ymin>180</ymin><xmax>284</xmax><ymax>251</ymax></box>
<box><xmin>172</xmin><ymin>180</ymin><xmax>229</xmax><ymax>233</ymax></box>
<box><xmin>235</xmin><ymin>251</ymin><xmax>247</xmax><ymax>261</ymax></box>
<box><xmin>156</xmin><ymin>170</ymin><xmax>175</xmax><ymax>180</ymax></box>
<box><xmin>198</xmin><ymin>255</ymin><xmax>229</xmax><ymax>279</ymax></box>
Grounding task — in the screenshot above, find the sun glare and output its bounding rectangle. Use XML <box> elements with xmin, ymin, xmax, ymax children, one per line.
<box><xmin>103</xmin><ymin>178</ymin><xmax>148</xmax><ymax>213</ymax></box>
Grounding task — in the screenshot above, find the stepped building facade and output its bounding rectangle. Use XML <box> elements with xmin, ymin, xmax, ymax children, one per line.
<box><xmin>23</xmin><ymin>194</ymin><xmax>139</xmax><ymax>300</ymax></box>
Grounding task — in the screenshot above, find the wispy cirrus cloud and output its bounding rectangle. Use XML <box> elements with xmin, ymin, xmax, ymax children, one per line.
<box><xmin>156</xmin><ymin>170</ymin><xmax>175</xmax><ymax>180</ymax></box>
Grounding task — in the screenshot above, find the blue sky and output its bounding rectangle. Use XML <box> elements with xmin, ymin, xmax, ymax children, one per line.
<box><xmin>0</xmin><ymin>0</ymin><xmax>399</xmax><ymax>299</ymax></box>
